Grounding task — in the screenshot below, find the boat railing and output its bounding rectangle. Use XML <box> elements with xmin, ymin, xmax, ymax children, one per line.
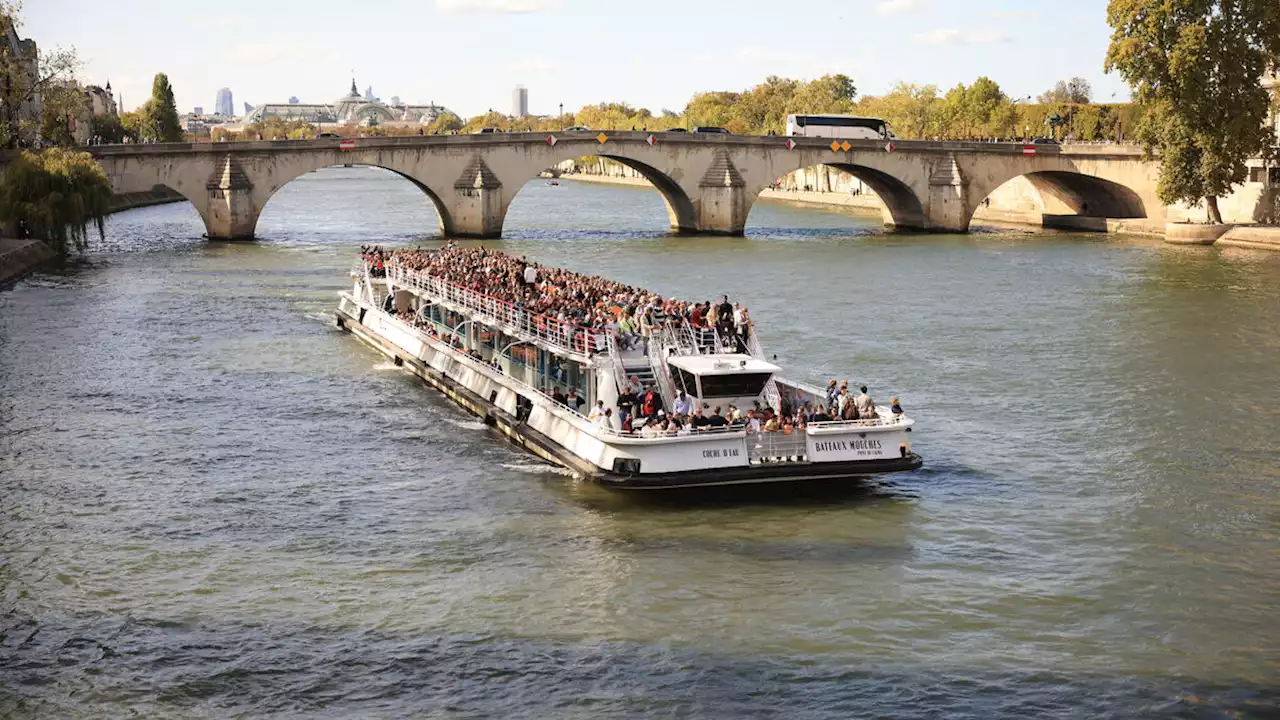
<box><xmin>603</xmin><ymin>331</ymin><xmax>627</xmax><ymax>394</ymax></box>
<box><xmin>747</xmin><ymin>429</ymin><xmax>808</xmax><ymax>464</ymax></box>
<box><xmin>648</xmin><ymin>340</ymin><xmax>678</xmax><ymax>411</ymax></box>
<box><xmin>385</xmin><ymin>309</ymin><xmax>746</xmax><ymax>441</ymax></box>
<box><xmin>744</xmin><ymin>329</ymin><xmax>782</xmax><ymax>412</ymax></box>
<box><xmin>384</xmin><ymin>265</ymin><xmax>608</xmax><ymax>359</ymax></box>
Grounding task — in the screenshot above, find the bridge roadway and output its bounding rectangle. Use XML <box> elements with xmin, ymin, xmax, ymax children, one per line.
<box><xmin>88</xmin><ymin>132</ymin><xmax>1158</xmax><ymax>240</ymax></box>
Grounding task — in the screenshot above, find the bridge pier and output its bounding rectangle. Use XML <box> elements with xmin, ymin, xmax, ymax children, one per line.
<box><xmin>204</xmin><ymin>155</ymin><xmax>258</xmax><ymax>240</ymax></box>
<box><xmin>692</xmin><ymin>151</ymin><xmax>750</xmax><ymax>236</ymax></box>
<box><xmin>923</xmin><ymin>153</ymin><xmax>970</xmax><ymax>233</ymax></box>
<box><xmin>450</xmin><ymin>156</ymin><xmax>505</xmax><ymax>238</ymax></box>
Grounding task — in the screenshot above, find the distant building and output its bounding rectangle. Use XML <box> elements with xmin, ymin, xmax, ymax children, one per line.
<box><xmin>390</xmin><ymin>96</ymin><xmax>401</xmax><ymax>107</ymax></box>
<box><xmin>512</xmin><ymin>85</ymin><xmax>528</xmax><ymax>118</ymax></box>
<box><xmin>194</xmin><ymin>106</ymin><xmax>204</xmax><ymax>115</ymax></box>
<box><xmin>1</xmin><ymin>17</ymin><xmax>41</xmax><ymax>145</ymax></box>
<box><xmin>243</xmin><ymin>102</ymin><xmax>254</xmax><ymax>115</ymax></box>
<box><xmin>288</xmin><ymin>96</ymin><xmax>299</xmax><ymax>104</ymax></box>
<box><xmin>240</xmin><ymin>78</ymin><xmax>451</xmax><ymax>128</ymax></box>
<box><xmin>1264</xmin><ymin>66</ymin><xmax>1279</xmax><ymax>143</ymax></box>
<box><xmin>363</xmin><ymin>86</ymin><xmax>378</xmax><ymax>103</ymax></box>
<box><xmin>215</xmin><ymin>87</ymin><xmax>233</xmax><ymax>117</ymax></box>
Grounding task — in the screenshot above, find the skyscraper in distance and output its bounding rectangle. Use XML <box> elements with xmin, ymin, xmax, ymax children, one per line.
<box><xmin>215</xmin><ymin>87</ymin><xmax>233</xmax><ymax>117</ymax></box>
<box><xmin>512</xmin><ymin>85</ymin><xmax>528</xmax><ymax>118</ymax></box>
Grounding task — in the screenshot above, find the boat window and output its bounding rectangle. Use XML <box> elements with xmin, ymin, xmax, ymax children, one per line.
<box><xmin>698</xmin><ymin>373</ymin><xmax>773</xmax><ymax>398</ymax></box>
<box><xmin>671</xmin><ymin>367</ymin><xmax>698</xmax><ymax>395</ymax></box>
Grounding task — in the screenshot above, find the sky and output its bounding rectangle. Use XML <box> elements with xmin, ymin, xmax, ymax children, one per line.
<box><xmin>26</xmin><ymin>0</ymin><xmax>1132</xmax><ymax>117</ymax></box>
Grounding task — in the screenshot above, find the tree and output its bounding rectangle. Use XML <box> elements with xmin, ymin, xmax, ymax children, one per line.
<box><xmin>0</xmin><ymin>147</ymin><xmax>112</xmax><ymax>253</ymax></box>
<box><xmin>427</xmin><ymin>111</ymin><xmax>463</xmax><ymax>134</ymax></box>
<box><xmin>0</xmin><ymin>2</ymin><xmax>81</xmax><ymax>148</ymax></box>
<box><xmin>38</xmin><ymin>81</ymin><xmax>85</xmax><ymax>146</ymax></box>
<box><xmin>789</xmin><ymin>74</ymin><xmax>858</xmax><ymax>115</ymax></box>
<box><xmin>1038</xmin><ymin>77</ymin><xmax>1092</xmax><ymax>104</ymax></box>
<box><xmin>90</xmin><ymin>114</ymin><xmax>127</xmax><ymax>144</ymax></box>
<box><xmin>119</xmin><ymin>109</ymin><xmax>145</xmax><ymax>142</ymax></box>
<box><xmin>1105</xmin><ymin>0</ymin><xmax>1280</xmax><ymax>222</ymax></box>
<box><xmin>142</xmin><ymin>72</ymin><xmax>182</xmax><ymax>142</ymax></box>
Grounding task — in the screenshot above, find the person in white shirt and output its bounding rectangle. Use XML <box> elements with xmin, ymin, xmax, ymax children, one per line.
<box><xmin>672</xmin><ymin>390</ymin><xmax>693</xmax><ymax>416</ymax></box>
<box><xmin>854</xmin><ymin>385</ymin><xmax>876</xmax><ymax>418</ymax></box>
<box><xmin>640</xmin><ymin>419</ymin><xmax>660</xmax><ymax>438</ymax></box>
<box><xmin>587</xmin><ymin>401</ymin><xmax>604</xmax><ymax>423</ymax></box>
<box><xmin>523</xmin><ymin>264</ymin><xmax>537</xmax><ymax>286</ymax></box>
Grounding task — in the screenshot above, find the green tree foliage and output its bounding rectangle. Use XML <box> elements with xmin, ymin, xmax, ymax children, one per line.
<box><xmin>38</xmin><ymin>82</ymin><xmax>85</xmax><ymax>147</ymax></box>
<box><xmin>1105</xmin><ymin>0</ymin><xmax>1280</xmax><ymax>222</ymax></box>
<box><xmin>857</xmin><ymin>83</ymin><xmax>943</xmax><ymax>139</ymax></box>
<box><xmin>89</xmin><ymin>114</ymin><xmax>128</xmax><ymax>144</ymax></box>
<box><xmin>142</xmin><ymin>72</ymin><xmax>182</xmax><ymax>143</ymax></box>
<box><xmin>1038</xmin><ymin>77</ymin><xmax>1093</xmax><ymax>104</ymax></box>
<box><xmin>0</xmin><ymin>148</ymin><xmax>112</xmax><ymax>253</ymax></box>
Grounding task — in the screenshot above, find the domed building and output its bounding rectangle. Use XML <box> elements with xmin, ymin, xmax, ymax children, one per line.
<box><xmin>241</xmin><ymin>78</ymin><xmax>451</xmax><ymax>128</ymax></box>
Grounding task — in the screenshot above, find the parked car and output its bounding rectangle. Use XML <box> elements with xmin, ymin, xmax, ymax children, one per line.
<box><xmin>316</xmin><ymin>132</ymin><xmax>341</xmax><ymax>138</ymax></box>
<box><xmin>563</xmin><ymin>125</ymin><xmax>591</xmax><ymax>132</ymax></box>
<box><xmin>1030</xmin><ymin>137</ymin><xmax>1060</xmax><ymax>144</ymax></box>
<box><xmin>693</xmin><ymin>126</ymin><xmax>730</xmax><ymax>134</ymax></box>
<box><xmin>475</xmin><ymin>128</ymin><xmax>500</xmax><ymax>134</ymax></box>
<box><xmin>665</xmin><ymin>128</ymin><xmax>689</xmax><ymax>133</ymax></box>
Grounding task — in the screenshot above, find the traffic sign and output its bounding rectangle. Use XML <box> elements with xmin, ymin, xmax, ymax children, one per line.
<box><xmin>1022</xmin><ymin>145</ymin><xmax>1037</xmax><ymax>156</ymax></box>
<box><xmin>840</xmin><ymin>140</ymin><xmax>852</xmax><ymax>152</ymax></box>
<box><xmin>785</xmin><ymin>139</ymin><xmax>797</xmax><ymax>150</ymax></box>
<box><xmin>885</xmin><ymin>141</ymin><xmax>896</xmax><ymax>153</ymax></box>
<box><xmin>546</xmin><ymin>135</ymin><xmax>558</xmax><ymax>146</ymax></box>
<box><xmin>646</xmin><ymin>134</ymin><xmax>657</xmax><ymax>146</ymax></box>
<box><xmin>596</xmin><ymin>133</ymin><xmax>609</xmax><ymax>144</ymax></box>
<box><xmin>339</xmin><ymin>140</ymin><xmax>356</xmax><ymax>151</ymax></box>
<box><xmin>829</xmin><ymin>140</ymin><xmax>841</xmax><ymax>152</ymax></box>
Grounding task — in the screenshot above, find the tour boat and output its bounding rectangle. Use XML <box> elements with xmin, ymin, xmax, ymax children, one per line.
<box><xmin>335</xmin><ymin>249</ymin><xmax>922</xmax><ymax>489</ymax></box>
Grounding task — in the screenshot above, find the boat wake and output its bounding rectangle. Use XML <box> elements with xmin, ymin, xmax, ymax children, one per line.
<box><xmin>501</xmin><ymin>462</ymin><xmax>576</xmax><ymax>477</ymax></box>
<box><xmin>446</xmin><ymin>418</ymin><xmax>489</xmax><ymax>431</ymax></box>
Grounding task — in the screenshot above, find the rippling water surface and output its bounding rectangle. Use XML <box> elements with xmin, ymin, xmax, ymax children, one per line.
<box><xmin>2</xmin><ymin>168</ymin><xmax>1278</xmax><ymax>718</ymax></box>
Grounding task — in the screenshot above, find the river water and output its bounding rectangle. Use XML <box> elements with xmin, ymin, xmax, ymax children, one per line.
<box><xmin>2</xmin><ymin>168</ymin><xmax>1278</xmax><ymax>719</ymax></box>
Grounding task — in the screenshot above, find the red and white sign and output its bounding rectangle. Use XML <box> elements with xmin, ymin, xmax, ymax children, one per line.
<box><xmin>646</xmin><ymin>134</ymin><xmax>657</xmax><ymax>146</ymax></box>
<box><xmin>339</xmin><ymin>140</ymin><xmax>356</xmax><ymax>151</ymax></box>
<box><xmin>1022</xmin><ymin>145</ymin><xmax>1037</xmax><ymax>156</ymax></box>
<box><xmin>885</xmin><ymin>141</ymin><xmax>896</xmax><ymax>153</ymax></box>
<box><xmin>785</xmin><ymin>139</ymin><xmax>797</xmax><ymax>150</ymax></box>
<box><xmin>546</xmin><ymin>135</ymin><xmax>558</xmax><ymax>146</ymax></box>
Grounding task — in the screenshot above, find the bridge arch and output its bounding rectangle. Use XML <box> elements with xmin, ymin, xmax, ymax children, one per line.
<box><xmin>965</xmin><ymin>165</ymin><xmax>1149</xmax><ymax>232</ymax></box>
<box><xmin>255</xmin><ymin>160</ymin><xmax>455</xmax><ymax>238</ymax></box>
<box><xmin>500</xmin><ymin>152</ymin><xmax>697</xmax><ymax>235</ymax></box>
<box><xmin>747</xmin><ymin>162</ymin><xmax>927</xmax><ymax>231</ymax></box>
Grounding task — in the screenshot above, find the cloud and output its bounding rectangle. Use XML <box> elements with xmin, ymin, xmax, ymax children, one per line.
<box><xmin>911</xmin><ymin>28</ymin><xmax>1010</xmax><ymax>46</ymax></box>
<box><xmin>435</xmin><ymin>0</ymin><xmax>553</xmax><ymax>13</ymax></box>
<box><xmin>875</xmin><ymin>0</ymin><xmax>920</xmax><ymax>15</ymax></box>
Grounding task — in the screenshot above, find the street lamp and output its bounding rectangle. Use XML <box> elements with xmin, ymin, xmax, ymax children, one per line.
<box><xmin>559</xmin><ymin>103</ymin><xmax>564</xmax><ymax>129</ymax></box>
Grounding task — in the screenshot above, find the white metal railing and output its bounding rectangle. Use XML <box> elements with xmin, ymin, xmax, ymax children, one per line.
<box><xmin>647</xmin><ymin>341</ymin><xmax>677</xmax><ymax>411</ymax></box>
<box><xmin>603</xmin><ymin>331</ymin><xmax>627</xmax><ymax>394</ymax></box>
<box><xmin>747</xmin><ymin>430</ymin><xmax>807</xmax><ymax>463</ymax></box>
<box><xmin>385</xmin><ymin>265</ymin><xmax>609</xmax><ymax>360</ymax></box>
<box><xmin>371</xmin><ymin>302</ymin><xmax>747</xmax><ymax>441</ymax></box>
<box><xmin>745</xmin><ymin>329</ymin><xmax>782</xmax><ymax>412</ymax></box>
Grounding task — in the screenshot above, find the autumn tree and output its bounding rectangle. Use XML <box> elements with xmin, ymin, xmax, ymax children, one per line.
<box><xmin>427</xmin><ymin>111</ymin><xmax>463</xmax><ymax>134</ymax></box>
<box><xmin>1105</xmin><ymin>0</ymin><xmax>1280</xmax><ymax>222</ymax></box>
<box><xmin>0</xmin><ymin>2</ymin><xmax>81</xmax><ymax>148</ymax></box>
<box><xmin>1039</xmin><ymin>77</ymin><xmax>1092</xmax><ymax>104</ymax></box>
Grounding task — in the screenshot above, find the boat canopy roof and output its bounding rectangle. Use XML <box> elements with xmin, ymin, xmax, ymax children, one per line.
<box><xmin>668</xmin><ymin>354</ymin><xmax>779</xmax><ymax>376</ymax></box>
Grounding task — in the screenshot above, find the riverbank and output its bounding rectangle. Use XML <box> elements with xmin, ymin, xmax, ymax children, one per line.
<box><xmin>108</xmin><ymin>187</ymin><xmax>185</xmax><ymax>214</ymax></box>
<box><xmin>0</xmin><ymin>238</ymin><xmax>56</xmax><ymax>286</ymax></box>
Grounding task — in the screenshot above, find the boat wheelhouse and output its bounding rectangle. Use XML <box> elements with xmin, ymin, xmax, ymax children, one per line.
<box><xmin>335</xmin><ymin>248</ymin><xmax>921</xmax><ymax>489</ymax></box>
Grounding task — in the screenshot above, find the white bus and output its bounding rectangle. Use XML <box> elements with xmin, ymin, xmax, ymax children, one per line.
<box><xmin>785</xmin><ymin>114</ymin><xmax>895</xmax><ymax>140</ymax></box>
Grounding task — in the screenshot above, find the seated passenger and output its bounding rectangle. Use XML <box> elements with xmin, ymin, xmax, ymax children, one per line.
<box><xmin>891</xmin><ymin>397</ymin><xmax>904</xmax><ymax>419</ymax></box>
<box><xmin>707</xmin><ymin>406</ymin><xmax>729</xmax><ymax>429</ymax></box>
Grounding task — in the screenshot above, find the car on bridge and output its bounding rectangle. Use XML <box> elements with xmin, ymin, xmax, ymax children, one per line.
<box><xmin>563</xmin><ymin>125</ymin><xmax>591</xmax><ymax>132</ymax></box>
<box><xmin>693</xmin><ymin>126</ymin><xmax>730</xmax><ymax>134</ymax></box>
<box><xmin>315</xmin><ymin>132</ymin><xmax>341</xmax><ymax>139</ymax></box>
<box><xmin>665</xmin><ymin>128</ymin><xmax>689</xmax><ymax>133</ymax></box>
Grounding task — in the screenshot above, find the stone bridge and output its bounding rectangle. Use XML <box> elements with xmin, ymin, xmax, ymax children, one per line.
<box><xmin>88</xmin><ymin>133</ymin><xmax>1160</xmax><ymax>239</ymax></box>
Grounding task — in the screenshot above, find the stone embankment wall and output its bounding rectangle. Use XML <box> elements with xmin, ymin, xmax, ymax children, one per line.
<box><xmin>0</xmin><ymin>238</ymin><xmax>56</xmax><ymax>286</ymax></box>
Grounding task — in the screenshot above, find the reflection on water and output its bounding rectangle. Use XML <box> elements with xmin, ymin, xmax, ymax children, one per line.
<box><xmin>1</xmin><ymin>167</ymin><xmax>1278</xmax><ymax>718</ymax></box>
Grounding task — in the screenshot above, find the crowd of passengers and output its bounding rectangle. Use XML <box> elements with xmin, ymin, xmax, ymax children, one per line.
<box><xmin>365</xmin><ymin>242</ymin><xmax>756</xmax><ymax>354</ymax></box>
<box><xmin>543</xmin><ymin>379</ymin><xmax>902</xmax><ymax>436</ymax></box>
